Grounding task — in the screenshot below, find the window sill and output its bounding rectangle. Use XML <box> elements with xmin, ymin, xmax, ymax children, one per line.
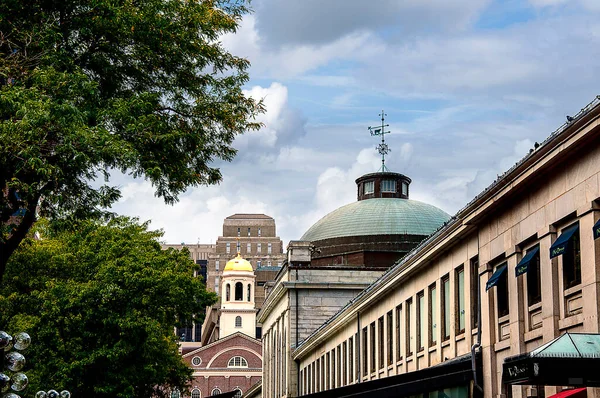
<box><xmin>528</xmin><ymin>302</ymin><xmax>542</xmax><ymax>312</ymax></box>
<box><xmin>416</xmin><ymin>351</ymin><xmax>425</xmax><ymax>359</ymax></box>
<box><xmin>441</xmin><ymin>340</ymin><xmax>450</xmax><ymax>348</ymax></box>
<box><xmin>524</xmin><ymin>328</ymin><xmax>543</xmax><ymax>343</ymax></box>
<box><xmin>428</xmin><ymin>345</ymin><xmax>437</xmax><ymax>353</ymax></box>
<box><xmin>564</xmin><ymin>284</ymin><xmax>582</xmax><ymax>297</ymax></box>
<box><xmin>494</xmin><ymin>339</ymin><xmax>511</xmax><ymax>352</ymax></box>
<box><xmin>559</xmin><ymin>313</ymin><xmax>584</xmax><ymax>330</ymax></box>
<box><xmin>406</xmin><ymin>355</ymin><xmax>414</xmax><ymax>363</ymax></box>
<box><xmin>498</xmin><ymin>314</ymin><xmax>510</xmax><ymax>324</ymax></box>
<box><xmin>456</xmin><ymin>332</ymin><xmax>465</xmax><ymax>342</ymax></box>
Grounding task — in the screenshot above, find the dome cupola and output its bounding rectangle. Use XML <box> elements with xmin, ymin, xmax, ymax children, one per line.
<box><xmin>224</xmin><ymin>253</ymin><xmax>253</xmax><ymax>272</ymax></box>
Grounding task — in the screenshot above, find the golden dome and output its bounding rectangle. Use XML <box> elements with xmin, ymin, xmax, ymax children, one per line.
<box><xmin>224</xmin><ymin>253</ymin><xmax>253</xmax><ymax>272</ymax></box>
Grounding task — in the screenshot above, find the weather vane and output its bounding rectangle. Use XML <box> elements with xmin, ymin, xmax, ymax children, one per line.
<box><xmin>368</xmin><ymin>110</ymin><xmax>391</xmax><ymax>172</ymax></box>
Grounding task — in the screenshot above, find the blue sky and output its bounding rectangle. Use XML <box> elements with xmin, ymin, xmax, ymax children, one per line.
<box><xmin>111</xmin><ymin>0</ymin><xmax>600</xmax><ymax>245</ymax></box>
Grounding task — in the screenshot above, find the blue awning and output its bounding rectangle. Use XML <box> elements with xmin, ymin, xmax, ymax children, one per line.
<box><xmin>550</xmin><ymin>224</ymin><xmax>579</xmax><ymax>259</ymax></box>
<box><xmin>594</xmin><ymin>219</ymin><xmax>600</xmax><ymax>240</ymax></box>
<box><xmin>486</xmin><ymin>264</ymin><xmax>508</xmax><ymax>291</ymax></box>
<box><xmin>515</xmin><ymin>247</ymin><xmax>540</xmax><ymax>277</ymax></box>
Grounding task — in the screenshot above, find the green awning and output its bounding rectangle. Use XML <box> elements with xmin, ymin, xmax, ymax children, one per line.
<box><xmin>515</xmin><ymin>247</ymin><xmax>540</xmax><ymax>277</ymax></box>
<box><xmin>550</xmin><ymin>225</ymin><xmax>579</xmax><ymax>259</ymax></box>
<box><xmin>503</xmin><ymin>333</ymin><xmax>600</xmax><ymax>387</ymax></box>
<box><xmin>486</xmin><ymin>264</ymin><xmax>507</xmax><ymax>291</ymax></box>
<box><xmin>593</xmin><ymin>219</ymin><xmax>600</xmax><ymax>240</ymax></box>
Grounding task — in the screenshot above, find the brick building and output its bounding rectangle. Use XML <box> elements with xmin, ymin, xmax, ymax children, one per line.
<box><xmin>181</xmin><ymin>253</ymin><xmax>262</xmax><ymax>398</ymax></box>
<box><xmin>182</xmin><ymin>332</ymin><xmax>262</xmax><ymax>398</ymax></box>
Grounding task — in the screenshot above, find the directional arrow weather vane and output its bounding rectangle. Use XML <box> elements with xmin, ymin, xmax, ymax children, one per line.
<box><xmin>368</xmin><ymin>110</ymin><xmax>391</xmax><ymax>172</ymax></box>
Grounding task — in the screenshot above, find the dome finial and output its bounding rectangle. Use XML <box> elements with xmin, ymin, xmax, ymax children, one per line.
<box><xmin>368</xmin><ymin>110</ymin><xmax>391</xmax><ymax>173</ymax></box>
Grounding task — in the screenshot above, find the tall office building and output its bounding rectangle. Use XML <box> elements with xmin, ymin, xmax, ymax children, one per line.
<box><xmin>201</xmin><ymin>214</ymin><xmax>285</xmax><ymax>345</ymax></box>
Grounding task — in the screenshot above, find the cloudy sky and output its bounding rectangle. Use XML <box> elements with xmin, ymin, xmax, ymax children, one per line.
<box><xmin>111</xmin><ymin>0</ymin><xmax>600</xmax><ymax>245</ymax></box>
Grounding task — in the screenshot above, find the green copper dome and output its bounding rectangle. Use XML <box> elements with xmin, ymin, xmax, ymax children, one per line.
<box><xmin>301</xmin><ymin>198</ymin><xmax>451</xmax><ymax>242</ymax></box>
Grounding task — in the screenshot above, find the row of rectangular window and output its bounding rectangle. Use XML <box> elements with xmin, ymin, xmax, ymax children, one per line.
<box><xmin>363</xmin><ymin>180</ymin><xmax>409</xmax><ymax>195</ymax></box>
<box><xmin>237</xmin><ymin>227</ymin><xmax>261</xmax><ymax>237</ymax></box>
<box><xmin>300</xmin><ymin>335</ymin><xmax>357</xmax><ymax>394</ymax></box>
<box><xmin>302</xmin><ymin>256</ymin><xmax>479</xmax><ymax>393</ymax></box>
<box><xmin>302</xmin><ymin>219</ymin><xmax>596</xmax><ymax>393</ymax></box>
<box><xmin>225</xmin><ymin>242</ymin><xmax>272</xmax><ymax>254</ymax></box>
<box><xmin>215</xmin><ymin>259</ymin><xmax>276</xmax><ymax>271</ymax></box>
<box><xmin>490</xmin><ymin>221</ymin><xmax>582</xmax><ymax>326</ymax></box>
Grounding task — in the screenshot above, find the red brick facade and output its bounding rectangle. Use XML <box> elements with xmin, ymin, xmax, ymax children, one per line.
<box><xmin>182</xmin><ymin>333</ymin><xmax>262</xmax><ymax>397</ymax></box>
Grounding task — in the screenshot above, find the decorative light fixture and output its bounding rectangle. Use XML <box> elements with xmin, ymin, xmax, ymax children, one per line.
<box><xmin>0</xmin><ymin>330</ymin><xmax>31</xmax><ymax>397</ymax></box>
<box><xmin>0</xmin><ymin>330</ymin><xmax>71</xmax><ymax>398</ymax></box>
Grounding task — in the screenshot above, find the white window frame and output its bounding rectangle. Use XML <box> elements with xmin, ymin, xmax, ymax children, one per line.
<box><xmin>226</xmin><ymin>243</ymin><xmax>230</xmax><ymax>254</ymax></box>
<box><xmin>381</xmin><ymin>180</ymin><xmax>396</xmax><ymax>193</ymax></box>
<box><xmin>228</xmin><ymin>356</ymin><xmax>248</xmax><ymax>368</ymax></box>
<box><xmin>364</xmin><ymin>181</ymin><xmax>374</xmax><ymax>194</ymax></box>
<box><xmin>268</xmin><ymin>243</ymin><xmax>272</xmax><ymax>254</ymax></box>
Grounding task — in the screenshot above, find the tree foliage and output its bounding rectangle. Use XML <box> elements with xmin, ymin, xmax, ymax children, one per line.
<box><xmin>0</xmin><ymin>217</ymin><xmax>217</xmax><ymax>397</ymax></box>
<box><xmin>0</xmin><ymin>0</ymin><xmax>263</xmax><ymax>278</ymax></box>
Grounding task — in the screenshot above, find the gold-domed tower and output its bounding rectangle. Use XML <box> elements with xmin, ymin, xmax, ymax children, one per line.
<box><xmin>219</xmin><ymin>249</ymin><xmax>257</xmax><ymax>339</ymax></box>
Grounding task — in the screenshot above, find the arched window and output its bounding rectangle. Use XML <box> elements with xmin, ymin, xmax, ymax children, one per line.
<box><xmin>226</xmin><ymin>284</ymin><xmax>230</xmax><ymax>301</ymax></box>
<box><xmin>235</xmin><ymin>316</ymin><xmax>242</xmax><ymax>328</ymax></box>
<box><xmin>191</xmin><ymin>389</ymin><xmax>201</xmax><ymax>398</ymax></box>
<box><xmin>234</xmin><ymin>389</ymin><xmax>243</xmax><ymax>398</ymax></box>
<box><xmin>247</xmin><ymin>284</ymin><xmax>251</xmax><ymax>301</ymax></box>
<box><xmin>171</xmin><ymin>390</ymin><xmax>180</xmax><ymax>398</ymax></box>
<box><xmin>235</xmin><ymin>282</ymin><xmax>243</xmax><ymax>301</ymax></box>
<box><xmin>211</xmin><ymin>388</ymin><xmax>221</xmax><ymax>396</ymax></box>
<box><xmin>228</xmin><ymin>356</ymin><xmax>248</xmax><ymax>368</ymax></box>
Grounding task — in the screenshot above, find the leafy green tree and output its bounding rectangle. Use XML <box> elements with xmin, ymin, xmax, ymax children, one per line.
<box><xmin>0</xmin><ymin>217</ymin><xmax>217</xmax><ymax>397</ymax></box>
<box><xmin>0</xmin><ymin>0</ymin><xmax>263</xmax><ymax>279</ymax></box>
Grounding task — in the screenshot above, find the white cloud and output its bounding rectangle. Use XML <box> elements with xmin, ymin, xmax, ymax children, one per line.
<box><xmin>234</xmin><ymin>82</ymin><xmax>307</xmax><ymax>153</ymax></box>
<box><xmin>221</xmin><ymin>15</ymin><xmax>377</xmax><ymax>80</ymax></box>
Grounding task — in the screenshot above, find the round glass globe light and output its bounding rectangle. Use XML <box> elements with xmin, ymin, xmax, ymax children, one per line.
<box><xmin>47</xmin><ymin>390</ymin><xmax>59</xmax><ymax>398</ymax></box>
<box><xmin>60</xmin><ymin>391</ymin><xmax>71</xmax><ymax>398</ymax></box>
<box><xmin>35</xmin><ymin>391</ymin><xmax>48</xmax><ymax>398</ymax></box>
<box><xmin>0</xmin><ymin>332</ymin><xmax>11</xmax><ymax>350</ymax></box>
<box><xmin>4</xmin><ymin>352</ymin><xmax>25</xmax><ymax>372</ymax></box>
<box><xmin>13</xmin><ymin>333</ymin><xmax>30</xmax><ymax>351</ymax></box>
<box><xmin>10</xmin><ymin>373</ymin><xmax>28</xmax><ymax>392</ymax></box>
<box><xmin>3</xmin><ymin>393</ymin><xmax>20</xmax><ymax>398</ymax></box>
<box><xmin>0</xmin><ymin>373</ymin><xmax>10</xmax><ymax>392</ymax></box>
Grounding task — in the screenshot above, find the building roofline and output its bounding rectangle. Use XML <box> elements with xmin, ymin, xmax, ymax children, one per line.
<box><xmin>182</xmin><ymin>331</ymin><xmax>261</xmax><ymax>358</ymax></box>
<box><xmin>292</xmin><ymin>96</ymin><xmax>600</xmax><ymax>359</ymax></box>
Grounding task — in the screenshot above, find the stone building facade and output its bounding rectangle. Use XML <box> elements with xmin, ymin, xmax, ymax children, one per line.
<box><xmin>259</xmin><ymin>163</ymin><xmax>451</xmax><ymax>398</ymax></box>
<box><xmin>207</xmin><ymin>214</ymin><xmax>285</xmax><ymax>310</ymax></box>
<box><xmin>289</xmin><ymin>97</ymin><xmax>600</xmax><ymax>398</ymax></box>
